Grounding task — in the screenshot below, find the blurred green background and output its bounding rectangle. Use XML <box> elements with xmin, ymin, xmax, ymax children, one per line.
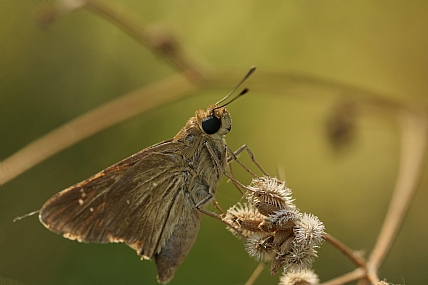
<box><xmin>2</xmin><ymin>1</ymin><xmax>428</xmax><ymax>285</ymax></box>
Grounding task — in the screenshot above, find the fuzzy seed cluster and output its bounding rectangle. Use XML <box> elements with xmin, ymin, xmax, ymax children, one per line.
<box><xmin>279</xmin><ymin>269</ymin><xmax>320</xmax><ymax>285</ymax></box>
<box><xmin>223</xmin><ymin>176</ymin><xmax>325</xmax><ymax>275</ymax></box>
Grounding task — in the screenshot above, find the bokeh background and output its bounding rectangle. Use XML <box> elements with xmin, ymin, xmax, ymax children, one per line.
<box><xmin>2</xmin><ymin>1</ymin><xmax>428</xmax><ymax>285</ymax></box>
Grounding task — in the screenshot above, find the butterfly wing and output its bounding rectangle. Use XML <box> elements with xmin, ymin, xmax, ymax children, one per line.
<box><xmin>39</xmin><ymin>139</ymin><xmax>202</xmax><ymax>261</ymax></box>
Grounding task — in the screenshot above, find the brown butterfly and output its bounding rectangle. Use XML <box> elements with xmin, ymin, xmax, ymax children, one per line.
<box><xmin>39</xmin><ymin>66</ymin><xmax>256</xmax><ymax>284</ymax></box>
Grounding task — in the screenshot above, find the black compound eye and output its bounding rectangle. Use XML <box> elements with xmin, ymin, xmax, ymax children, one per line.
<box><xmin>202</xmin><ymin>115</ymin><xmax>221</xmax><ymax>134</ymax></box>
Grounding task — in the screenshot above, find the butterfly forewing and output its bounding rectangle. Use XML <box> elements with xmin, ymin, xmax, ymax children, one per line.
<box><xmin>40</xmin><ymin>139</ymin><xmax>199</xmax><ymax>256</ymax></box>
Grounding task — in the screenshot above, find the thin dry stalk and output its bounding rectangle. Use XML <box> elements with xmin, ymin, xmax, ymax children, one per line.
<box><xmin>320</xmin><ymin>109</ymin><xmax>428</xmax><ymax>285</ymax></box>
<box><xmin>367</xmin><ymin>110</ymin><xmax>428</xmax><ymax>279</ymax></box>
<box><xmin>37</xmin><ymin>0</ymin><xmax>206</xmax><ymax>80</ymax></box>
<box><xmin>84</xmin><ymin>0</ymin><xmax>206</xmax><ymax>80</ymax></box>
<box><xmin>245</xmin><ymin>263</ymin><xmax>266</xmax><ymax>285</ymax></box>
<box><xmin>0</xmin><ymin>74</ymin><xmax>197</xmax><ymax>184</ymax></box>
<box><xmin>2</xmin><ymin>0</ymin><xmax>208</xmax><ymax>185</ymax></box>
<box><xmin>320</xmin><ymin>268</ymin><xmax>366</xmax><ymax>285</ymax></box>
<box><xmin>324</xmin><ymin>233</ymin><xmax>366</xmax><ymax>269</ymax></box>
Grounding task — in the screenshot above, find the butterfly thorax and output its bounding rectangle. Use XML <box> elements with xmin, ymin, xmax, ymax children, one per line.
<box><xmin>172</xmin><ymin>106</ymin><xmax>231</xmax><ymax>204</ymax></box>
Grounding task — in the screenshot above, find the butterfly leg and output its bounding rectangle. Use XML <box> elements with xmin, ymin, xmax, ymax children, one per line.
<box><xmin>195</xmin><ymin>195</ymin><xmax>222</xmax><ymax>220</ymax></box>
<box><xmin>225</xmin><ymin>144</ymin><xmax>274</xmax><ymax>196</ymax></box>
<box><xmin>196</xmin><ymin>204</ymin><xmax>246</xmax><ymax>239</ymax></box>
<box><xmin>193</xmin><ymin>191</ymin><xmax>245</xmax><ymax>239</ymax></box>
<box><xmin>226</xmin><ymin>145</ymin><xmax>258</xmax><ymax>177</ymax></box>
<box><xmin>203</xmin><ymin>141</ymin><xmax>251</xmax><ymax>193</ymax></box>
<box><xmin>227</xmin><ymin>144</ymin><xmax>269</xmax><ymax>176</ymax></box>
<box><xmin>212</xmin><ymin>199</ymin><xmax>226</xmax><ymax>215</ymax></box>
<box><xmin>225</xmin><ymin>154</ymin><xmax>248</xmax><ymax>195</ymax></box>
<box><xmin>194</xmin><ymin>193</ymin><xmax>226</xmax><ymax>220</ymax></box>
<box><xmin>231</xmin><ymin>145</ymin><xmax>287</xmax><ymax>182</ymax></box>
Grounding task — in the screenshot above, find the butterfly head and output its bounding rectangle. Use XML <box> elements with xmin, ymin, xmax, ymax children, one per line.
<box><xmin>194</xmin><ymin>66</ymin><xmax>256</xmax><ymax>138</ymax></box>
<box><xmin>198</xmin><ymin>106</ymin><xmax>232</xmax><ymax>136</ymax></box>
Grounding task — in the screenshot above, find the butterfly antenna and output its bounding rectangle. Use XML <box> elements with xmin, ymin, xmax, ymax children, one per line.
<box><xmin>214</xmin><ymin>88</ymin><xmax>249</xmax><ymax>110</ymax></box>
<box><xmin>215</xmin><ymin>66</ymin><xmax>256</xmax><ymax>107</ymax></box>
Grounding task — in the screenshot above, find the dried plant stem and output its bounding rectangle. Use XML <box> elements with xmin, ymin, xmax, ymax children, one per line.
<box><xmin>320</xmin><ymin>268</ymin><xmax>366</xmax><ymax>285</ymax></box>
<box><xmin>37</xmin><ymin>0</ymin><xmax>206</xmax><ymax>81</ymax></box>
<box><xmin>356</xmin><ymin>278</ymin><xmax>371</xmax><ymax>285</ymax></box>
<box><xmin>0</xmin><ymin>74</ymin><xmax>197</xmax><ymax>185</ymax></box>
<box><xmin>208</xmin><ymin>69</ymin><xmax>416</xmax><ymax>115</ymax></box>
<box><xmin>245</xmin><ymin>263</ymin><xmax>266</xmax><ymax>285</ymax></box>
<box><xmin>321</xmin><ymin>110</ymin><xmax>428</xmax><ymax>285</ymax></box>
<box><xmin>84</xmin><ymin>0</ymin><xmax>206</xmax><ymax>80</ymax></box>
<box><xmin>3</xmin><ymin>63</ymin><xmax>420</xmax><ymax>186</ymax></box>
<box><xmin>324</xmin><ymin>233</ymin><xmax>366</xmax><ymax>268</ymax></box>
<box><xmin>367</xmin><ymin>110</ymin><xmax>428</xmax><ymax>277</ymax></box>
<box><xmin>0</xmin><ymin>67</ymin><xmax>290</xmax><ymax>185</ymax></box>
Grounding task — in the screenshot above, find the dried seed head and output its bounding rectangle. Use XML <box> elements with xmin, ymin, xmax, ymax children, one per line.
<box><xmin>247</xmin><ymin>176</ymin><xmax>295</xmax><ymax>215</ymax></box>
<box><xmin>279</xmin><ymin>269</ymin><xmax>320</xmax><ymax>285</ymax></box>
<box><xmin>226</xmin><ymin>174</ymin><xmax>326</xmax><ymax>277</ymax></box>
<box><xmin>254</xmin><ymin>202</ymin><xmax>283</xmax><ymax>217</ymax></box>
<box><xmin>245</xmin><ymin>233</ymin><xmax>276</xmax><ymax>262</ymax></box>
<box><xmin>271</xmin><ymin>254</ymin><xmax>287</xmax><ymax>275</ymax></box>
<box><xmin>375</xmin><ymin>282</ymin><xmax>390</xmax><ymax>285</ymax></box>
<box><xmin>294</xmin><ymin>213</ymin><xmax>325</xmax><ymax>247</ymax></box>
<box><xmin>223</xmin><ymin>203</ymin><xmax>265</xmax><ymax>237</ymax></box>
<box><xmin>260</xmin><ymin>208</ymin><xmax>301</xmax><ymax>232</ymax></box>
<box><xmin>283</xmin><ymin>244</ymin><xmax>318</xmax><ymax>273</ymax></box>
<box><xmin>277</xmin><ymin>233</ymin><xmax>294</xmax><ymax>254</ymax></box>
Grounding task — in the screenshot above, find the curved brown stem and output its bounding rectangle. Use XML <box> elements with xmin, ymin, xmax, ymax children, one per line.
<box><xmin>320</xmin><ymin>268</ymin><xmax>366</xmax><ymax>285</ymax></box>
<box><xmin>35</xmin><ymin>0</ymin><xmax>206</xmax><ymax>81</ymax></box>
<box><xmin>366</xmin><ymin>110</ymin><xmax>428</xmax><ymax>279</ymax></box>
<box><xmin>321</xmin><ymin>110</ymin><xmax>428</xmax><ymax>285</ymax></box>
<box><xmin>0</xmin><ymin>74</ymin><xmax>197</xmax><ymax>185</ymax></box>
<box><xmin>324</xmin><ymin>233</ymin><xmax>366</xmax><ymax>269</ymax></box>
<box><xmin>245</xmin><ymin>263</ymin><xmax>266</xmax><ymax>285</ymax></box>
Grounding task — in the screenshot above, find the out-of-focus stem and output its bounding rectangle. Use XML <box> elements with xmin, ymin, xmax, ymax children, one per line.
<box><xmin>367</xmin><ymin>110</ymin><xmax>428</xmax><ymax>272</ymax></box>
<box><xmin>245</xmin><ymin>263</ymin><xmax>266</xmax><ymax>285</ymax></box>
<box><xmin>324</xmin><ymin>233</ymin><xmax>366</xmax><ymax>268</ymax></box>
<box><xmin>36</xmin><ymin>0</ymin><xmax>207</xmax><ymax>81</ymax></box>
<box><xmin>0</xmin><ymin>74</ymin><xmax>197</xmax><ymax>185</ymax></box>
<box><xmin>321</xmin><ymin>268</ymin><xmax>365</xmax><ymax>285</ymax></box>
